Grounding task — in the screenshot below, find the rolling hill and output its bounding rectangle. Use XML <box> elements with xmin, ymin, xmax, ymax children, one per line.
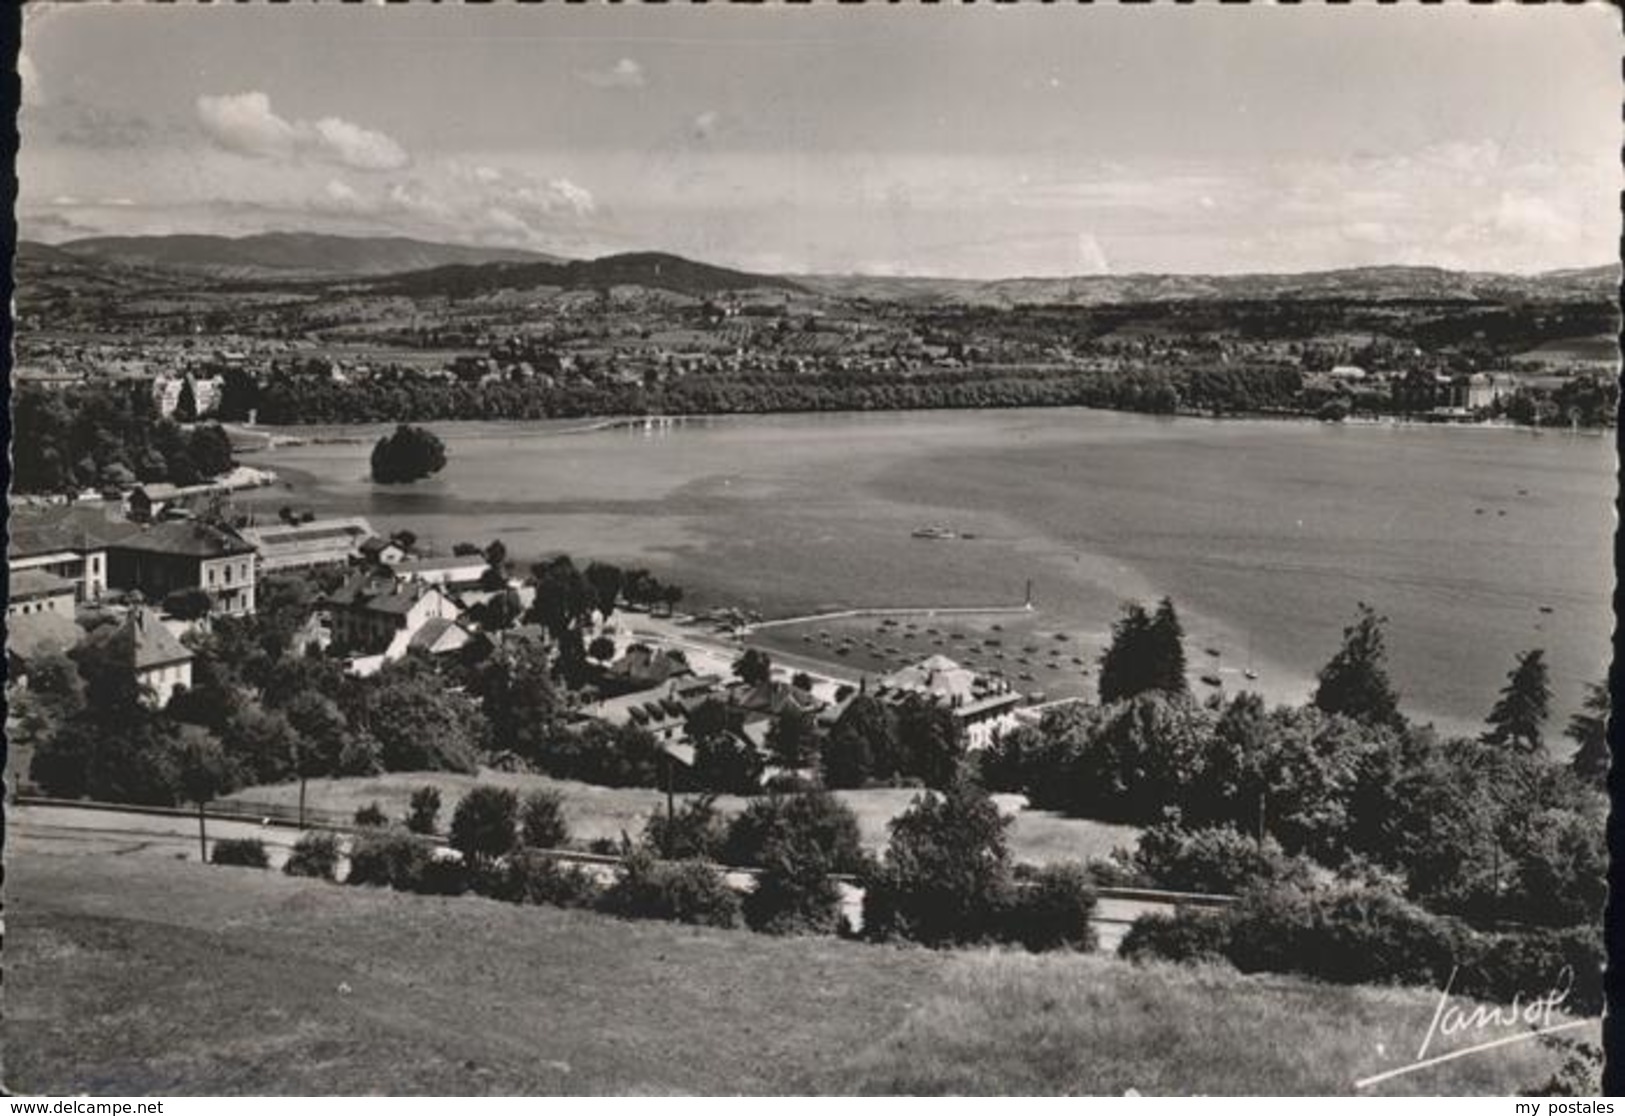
<box><xmin>362</xmin><ymin>250</ymin><xmax>806</xmax><ymax>298</ymax></box>
<box><xmin>795</xmin><ymin>264</ymin><xmax>1621</xmax><ymax>306</ymax></box>
<box><xmin>50</xmin><ymin>232</ymin><xmax>565</xmax><ymax>280</ymax></box>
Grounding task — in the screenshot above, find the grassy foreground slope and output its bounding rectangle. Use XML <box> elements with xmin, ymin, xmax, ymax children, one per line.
<box><xmin>5</xmin><ymin>848</ymin><xmax>1586</xmax><ymax>1095</ymax></box>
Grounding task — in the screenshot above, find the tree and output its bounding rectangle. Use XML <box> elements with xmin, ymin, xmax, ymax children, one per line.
<box><xmin>449</xmin><ymin>785</ymin><xmax>519</xmax><ymax>870</ymax></box>
<box><xmin>407</xmin><ymin>785</ymin><xmax>442</xmax><ymax>835</ymax></box>
<box><xmin>1483</xmin><ymin>649</ymin><xmax>1551</xmax><ymax>753</ymax></box>
<box><xmin>473</xmin><ymin>642</ymin><xmax>561</xmax><ymax>762</ymax></box>
<box><xmin>1567</xmin><ymin>680</ymin><xmax>1610</xmax><ymax>787</ymax></box>
<box><xmin>765</xmin><ymin>705</ymin><xmax>819</xmax><ymax>769</ymax></box>
<box><xmin>175</xmin><ymin>377</ymin><xmax>199</xmax><ymax>422</ymax></box>
<box><xmin>821</xmin><ymin>693</ymin><xmax>900</xmax><ymax>788</ymax></box>
<box><xmin>177</xmin><ymin>728</ymin><xmax>235</xmax><ymax>862</ymax></box>
<box><xmin>453</xmin><ymin>542</ymin><xmax>483</xmax><ymax>557</ymax></box>
<box><xmin>1313</xmin><ymin>603</ymin><xmax>1403</xmax><ymax>729</ymax></box>
<box><xmin>189</xmin><ymin>424</ymin><xmax>235</xmax><ymax>478</ymax></box>
<box><xmin>528</xmin><ymin>555</ymin><xmax>597</xmax><ymax>642</ymax></box>
<box><xmin>163</xmin><ymin>586</ymin><xmax>213</xmax><ymax>622</ymax></box>
<box><xmin>484</xmin><ymin>539</ymin><xmax>508</xmax><ymax>569</ymax></box>
<box><xmin>733</xmin><ymin>648</ymin><xmax>773</xmax><ymax>687</ymax></box>
<box><xmin>588</xmin><ymin>634</ymin><xmax>617</xmax><ymax>663</ymax></box>
<box><xmin>585</xmin><ymin>560</ymin><xmax>624</xmax><ymax>620</ymax></box>
<box><xmin>355</xmin><ymin>660</ymin><xmax>484</xmax><ymax>773</ymax></box>
<box><xmin>1148</xmin><ymin>597</ymin><xmax>1190</xmax><ymax>697</ymax></box>
<box><xmin>1099</xmin><ymin>601</ymin><xmax>1183</xmax><ymax>704</ymax></box>
<box><xmin>284</xmin><ymin>692</ymin><xmax>349</xmax><ymax>826</ymax></box>
<box><xmin>862</xmin><ymin>777</ymin><xmax>1014</xmax><ymax>945</ymax></box>
<box><xmin>370</xmin><ymin>424</ymin><xmax>447</xmax><ymax>484</ymax></box>
<box><xmin>895</xmin><ymin>694</ymin><xmax>966</xmax><ymax>789</ymax></box>
<box><xmin>519</xmin><ymin>789</ymin><xmax>571</xmax><ymax>849</ymax></box>
<box><xmin>791</xmin><ymin>671</ymin><xmax>814</xmax><ymax>693</ymax></box>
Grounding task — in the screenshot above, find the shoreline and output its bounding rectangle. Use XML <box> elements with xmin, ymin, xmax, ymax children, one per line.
<box><xmin>227</xmin><ymin>404</ymin><xmax>1614</xmax><ymax>443</ymax></box>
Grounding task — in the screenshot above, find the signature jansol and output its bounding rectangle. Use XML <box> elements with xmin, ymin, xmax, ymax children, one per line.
<box><xmin>1354</xmin><ymin>965</ymin><xmax>1587</xmax><ymax>1090</ymax></box>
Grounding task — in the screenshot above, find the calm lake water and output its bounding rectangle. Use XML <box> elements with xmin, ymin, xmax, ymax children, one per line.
<box><xmin>239</xmin><ymin>409</ymin><xmax>1615</xmax><ymax>736</ymax></box>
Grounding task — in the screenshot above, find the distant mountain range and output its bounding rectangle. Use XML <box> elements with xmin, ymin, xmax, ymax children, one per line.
<box><xmin>359</xmin><ymin>251</ymin><xmax>806</xmax><ymax>298</ymax></box>
<box><xmin>37</xmin><ymin>232</ymin><xmax>565</xmax><ymax>279</ymax></box>
<box><xmin>794</xmin><ymin>264</ymin><xmax>1622</xmax><ymax>306</ymax></box>
<box><xmin>15</xmin><ymin>232</ymin><xmax>1618</xmax><ymax>304</ymax></box>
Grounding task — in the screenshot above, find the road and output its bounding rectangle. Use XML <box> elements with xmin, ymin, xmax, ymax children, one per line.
<box><xmin>11</xmin><ymin>803</ymin><xmax>1208</xmax><ymax>952</ymax></box>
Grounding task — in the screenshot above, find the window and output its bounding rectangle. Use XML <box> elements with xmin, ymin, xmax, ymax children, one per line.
<box><xmin>208</xmin><ymin>569</ymin><xmax>216</xmax><ymax>586</ymax></box>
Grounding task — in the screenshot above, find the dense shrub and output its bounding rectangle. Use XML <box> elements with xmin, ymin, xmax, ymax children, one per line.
<box><xmin>488</xmin><ymin>849</ymin><xmax>605</xmax><ymax>909</ymax></box>
<box><xmin>861</xmin><ymin>780</ymin><xmax>1015</xmax><ymax>946</ymax></box>
<box><xmin>1458</xmin><ymin>925</ymin><xmax>1604</xmax><ymax>1016</ymax></box>
<box><xmin>519</xmin><ymin>789</ymin><xmax>571</xmax><ymax>850</ymax></box>
<box><xmin>1118</xmin><ymin>908</ymin><xmax>1234</xmax><ymax>964</ymax></box>
<box><xmin>449</xmin><ymin>786</ymin><xmax>519</xmax><ymax>869</ymax></box>
<box><xmin>642</xmin><ymin>795</ymin><xmax>727</xmax><ymax>861</ymax></box>
<box><xmin>598</xmin><ymin>849</ymin><xmax>740</xmax><ymax>928</ymax></box>
<box><xmin>354</xmin><ymin>802</ymin><xmax>388</xmax><ymax>828</ymax></box>
<box><xmin>409</xmin><ymin>854</ymin><xmax>472</xmax><ymax>897</ymax></box>
<box><xmin>406</xmin><ymin>786</ymin><xmax>442</xmax><ymax>835</ymax></box>
<box><xmin>210</xmin><ymin>838</ymin><xmax>270</xmax><ymax>868</ymax></box>
<box><xmin>284</xmin><ymin>831</ymin><xmax>342</xmax><ymax>880</ymax></box>
<box><xmin>998</xmin><ymin>862</ymin><xmax>1098</xmax><ymax>952</ymax></box>
<box><xmin>1225</xmin><ymin>884</ymin><xmax>1465</xmax><ymax>987</ymax></box>
<box><xmin>1132</xmin><ymin>823</ymin><xmax>1314</xmax><ymax>895</ymax></box>
<box><xmin>742</xmin><ymin>843</ymin><xmax>844</xmax><ymax>935</ymax></box>
<box><xmin>346</xmin><ymin>829</ymin><xmax>434</xmax><ymax>889</ymax></box>
<box><xmin>721</xmin><ymin>791</ymin><xmax>868</xmax><ymax>874</ymax></box>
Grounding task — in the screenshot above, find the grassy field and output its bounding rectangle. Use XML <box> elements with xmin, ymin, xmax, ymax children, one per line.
<box><xmin>6</xmin><ymin>843</ymin><xmax>1590</xmax><ymax>1095</ymax></box>
<box><xmin>221</xmin><ymin>770</ymin><xmax>1139</xmax><ymax>866</ymax></box>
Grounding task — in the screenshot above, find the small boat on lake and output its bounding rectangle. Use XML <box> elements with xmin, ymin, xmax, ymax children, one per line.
<box><xmin>1201</xmin><ymin>672</ymin><xmax>1222</xmax><ymax>687</ymax></box>
<box><xmin>912</xmin><ymin>525</ymin><xmax>957</xmax><ymax>540</ymax></box>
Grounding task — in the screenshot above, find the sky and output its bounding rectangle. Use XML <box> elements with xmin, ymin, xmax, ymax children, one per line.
<box><xmin>17</xmin><ymin>3</ymin><xmax>1622</xmax><ymax>279</ymax></box>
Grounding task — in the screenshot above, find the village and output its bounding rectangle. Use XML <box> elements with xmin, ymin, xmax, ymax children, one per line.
<box><xmin>6</xmin><ymin>479</ymin><xmax>1035</xmax><ymax>802</ymax></box>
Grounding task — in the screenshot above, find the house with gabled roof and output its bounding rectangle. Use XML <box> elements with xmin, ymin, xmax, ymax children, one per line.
<box><xmin>319</xmin><ymin>575</ymin><xmax>462</xmax><ymax>660</ymax></box>
<box><xmin>106</xmin><ymin>520</ymin><xmax>258</xmax><ymax>616</ymax></box>
<box><xmin>108</xmin><ymin>605</ymin><xmax>195</xmax><ymax>707</ymax></box>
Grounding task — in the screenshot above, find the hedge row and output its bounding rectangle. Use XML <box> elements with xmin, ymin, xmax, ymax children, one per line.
<box><xmin>1119</xmin><ymin>883</ymin><xmax>1602</xmax><ymax>1014</ymax></box>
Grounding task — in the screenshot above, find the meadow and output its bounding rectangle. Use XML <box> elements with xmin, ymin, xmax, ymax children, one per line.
<box><xmin>6</xmin><ymin>844</ymin><xmax>1590</xmax><ymax>1095</ymax></box>
<box><xmin>221</xmin><ymin>770</ymin><xmax>1141</xmax><ymax>867</ymax></box>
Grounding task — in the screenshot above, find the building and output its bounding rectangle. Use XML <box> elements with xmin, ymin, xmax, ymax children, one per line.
<box><xmin>108</xmin><ymin>605</ymin><xmax>195</xmax><ymax>707</ymax></box>
<box><xmin>8</xmin><ymin>570</ymin><xmax>78</xmax><ymax>619</ymax></box>
<box><xmin>106</xmin><ymin>521</ymin><xmax>258</xmax><ymax>616</ymax></box>
<box><xmin>1454</xmin><ymin>372</ymin><xmax>1514</xmax><ymax>411</ymax></box>
<box><xmin>6</xmin><ymin>609</ymin><xmax>83</xmax><ymax>682</ymax></box>
<box><xmin>390</xmin><ymin>554</ymin><xmax>494</xmax><ymax>591</ymax></box>
<box><xmin>319</xmin><ymin>576</ymin><xmax>462</xmax><ymax>658</ymax></box>
<box><xmin>358</xmin><ymin>537</ymin><xmax>408</xmax><ymax>567</ymax></box>
<box><xmin>239</xmin><ymin>516</ymin><xmax>378</xmax><ymax>573</ymax></box>
<box><xmin>8</xmin><ymin>506</ymin><xmax>129</xmax><ymax>601</ymax></box>
<box><xmin>874</xmin><ymin>654</ymin><xmax>1024</xmax><ymax>750</ymax></box>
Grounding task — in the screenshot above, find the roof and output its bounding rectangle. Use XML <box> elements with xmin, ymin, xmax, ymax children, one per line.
<box><xmin>358</xmin><ymin>536</ymin><xmax>403</xmax><ymax>557</ymax></box>
<box><xmin>6</xmin><ymin>610</ymin><xmax>82</xmax><ymax>662</ymax></box>
<box><xmin>393</xmin><ymin>555</ymin><xmax>491</xmax><ymax>576</ymax></box>
<box><xmin>110</xmin><ymin>521</ymin><xmax>256</xmax><ymax>559</ymax></box>
<box><xmin>323</xmin><ymin>574</ymin><xmax>448</xmax><ymax>617</ymax></box>
<box><xmin>884</xmin><ymin>655</ymin><xmax>979</xmax><ymax>700</ymax></box>
<box><xmin>240</xmin><ymin>517</ymin><xmax>375</xmax><ymax>547</ymax></box>
<box><xmin>9</xmin><ymin>569</ymin><xmax>76</xmax><ymax>600</ymax></box>
<box><xmin>407</xmin><ymin>617</ymin><xmax>471</xmax><ymax>654</ymax></box>
<box><xmin>8</xmin><ymin>505</ymin><xmax>135</xmax><ymax>559</ymax></box>
<box><xmin>111</xmin><ymin>606</ymin><xmax>194</xmax><ymax>670</ymax></box>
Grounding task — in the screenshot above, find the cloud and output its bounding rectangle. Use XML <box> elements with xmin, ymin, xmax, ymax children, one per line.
<box><xmin>19</xmin><ymin>51</ymin><xmax>44</xmax><ymax>107</ymax></box>
<box><xmin>581</xmin><ymin>58</ymin><xmax>645</xmax><ymax>89</ymax></box>
<box><xmin>1075</xmin><ymin>233</ymin><xmax>1111</xmax><ymax>275</ymax></box>
<box><xmin>195</xmin><ymin>91</ymin><xmax>409</xmax><ymax>172</ymax></box>
<box><xmin>306</xmin><ymin>163</ymin><xmax>598</xmax><ymax>249</ymax></box>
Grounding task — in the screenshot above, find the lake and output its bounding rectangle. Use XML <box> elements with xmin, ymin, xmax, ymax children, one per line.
<box><xmin>237</xmin><ymin>409</ymin><xmax>1615</xmax><ymax>737</ymax></box>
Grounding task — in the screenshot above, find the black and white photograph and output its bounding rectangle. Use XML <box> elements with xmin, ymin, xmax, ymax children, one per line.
<box><xmin>4</xmin><ymin>1</ymin><xmax>1618</xmax><ymax>1099</ymax></box>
